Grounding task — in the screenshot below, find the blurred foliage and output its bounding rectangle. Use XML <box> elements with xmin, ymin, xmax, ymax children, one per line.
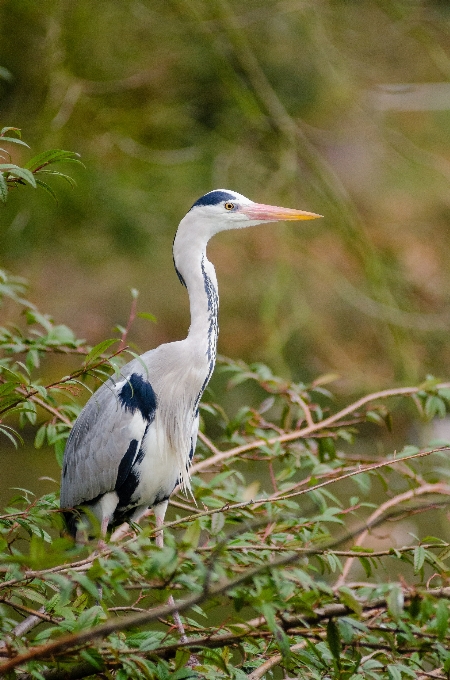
<box><xmin>2</xmin><ymin>1</ymin><xmax>450</xmax><ymax>391</ymax></box>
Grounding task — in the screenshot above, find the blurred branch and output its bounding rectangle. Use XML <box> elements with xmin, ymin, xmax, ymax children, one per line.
<box><xmin>335</xmin><ymin>274</ymin><xmax>450</xmax><ymax>331</ymax></box>
<box><xmin>112</xmin><ymin>134</ymin><xmax>201</xmax><ymax>165</ymax></box>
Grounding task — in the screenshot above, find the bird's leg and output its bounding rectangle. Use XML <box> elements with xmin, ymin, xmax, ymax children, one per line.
<box><xmin>154</xmin><ymin>501</ymin><xmax>167</xmax><ymax>550</ymax></box>
<box><xmin>98</xmin><ymin>516</ymin><xmax>110</xmax><ymax>551</ymax></box>
<box><xmin>95</xmin><ymin>516</ymin><xmax>110</xmax><ymax>602</ymax></box>
<box><xmin>153</xmin><ymin>502</ymin><xmax>188</xmax><ymax>644</ymax></box>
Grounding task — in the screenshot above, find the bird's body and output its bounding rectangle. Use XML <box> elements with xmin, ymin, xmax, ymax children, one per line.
<box><xmin>60</xmin><ymin>189</ymin><xmax>321</xmax><ymax>536</ymax></box>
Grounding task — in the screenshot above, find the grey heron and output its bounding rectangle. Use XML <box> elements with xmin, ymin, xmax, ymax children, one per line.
<box><xmin>60</xmin><ymin>189</ymin><xmax>321</xmax><ymax>540</ymax></box>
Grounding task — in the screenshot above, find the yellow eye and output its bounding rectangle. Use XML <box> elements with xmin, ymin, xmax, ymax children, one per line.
<box><xmin>224</xmin><ymin>202</ymin><xmax>235</xmax><ymax>211</ymax></box>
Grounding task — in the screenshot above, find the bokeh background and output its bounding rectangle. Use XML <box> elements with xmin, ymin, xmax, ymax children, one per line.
<box><xmin>2</xmin><ymin>2</ymin><xmax>450</xmax><ymax>412</ymax></box>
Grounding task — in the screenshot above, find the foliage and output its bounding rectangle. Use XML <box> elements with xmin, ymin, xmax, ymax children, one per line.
<box><xmin>0</xmin><ymin>127</ymin><xmax>82</xmax><ymax>204</ymax></box>
<box><xmin>2</xmin><ymin>258</ymin><xmax>450</xmax><ymax>678</ymax></box>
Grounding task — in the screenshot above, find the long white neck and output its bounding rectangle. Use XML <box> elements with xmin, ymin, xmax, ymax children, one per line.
<box><xmin>172</xmin><ymin>222</ymin><xmax>219</xmax><ymax>379</ymax></box>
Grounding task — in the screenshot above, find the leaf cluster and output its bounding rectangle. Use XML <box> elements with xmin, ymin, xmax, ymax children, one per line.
<box><xmin>0</xmin><ymin>127</ymin><xmax>82</xmax><ymax>203</ymax></box>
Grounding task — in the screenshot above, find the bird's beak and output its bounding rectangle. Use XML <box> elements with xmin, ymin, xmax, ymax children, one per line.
<box><xmin>240</xmin><ymin>203</ymin><xmax>322</xmax><ymax>221</ymax></box>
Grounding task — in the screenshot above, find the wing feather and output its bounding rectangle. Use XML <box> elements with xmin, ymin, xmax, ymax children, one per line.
<box><xmin>60</xmin><ymin>364</ymin><xmax>149</xmax><ymax>509</ymax></box>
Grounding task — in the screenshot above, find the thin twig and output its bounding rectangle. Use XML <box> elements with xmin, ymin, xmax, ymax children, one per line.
<box><xmin>191</xmin><ymin>384</ymin><xmax>450</xmax><ymax>474</ymax></box>
<box><xmin>118</xmin><ymin>294</ymin><xmax>138</xmax><ymax>352</ymax></box>
<box><xmin>335</xmin><ymin>482</ymin><xmax>450</xmax><ymax>587</ymax></box>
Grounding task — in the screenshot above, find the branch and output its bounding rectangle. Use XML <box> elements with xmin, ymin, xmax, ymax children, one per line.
<box><xmin>4</xmin><ymin>449</ymin><xmax>446</xmax><ymax>593</ymax></box>
<box><xmin>0</xmin><ymin>347</ymin><xmax>127</xmax><ymax>418</ymax></box>
<box><xmin>191</xmin><ymin>384</ymin><xmax>450</xmax><ymax>474</ymax></box>
<box><xmin>118</xmin><ymin>293</ymin><xmax>138</xmax><ymax>352</ymax></box>
<box><xmin>196</xmin><ymin>541</ymin><xmax>450</xmax><ymax>558</ymax></box>
<box><xmin>112</xmin><ymin>444</ymin><xmax>450</xmax><ymax>544</ymax></box>
<box><xmin>335</xmin><ymin>482</ymin><xmax>450</xmax><ymax>587</ymax></box>
<box><xmin>161</xmin><ymin>445</ymin><xmax>450</xmax><ymax>535</ymax></box>
<box><xmin>2</xmin><ymin>503</ymin><xmax>450</xmax><ymax>674</ymax></box>
<box><xmin>247</xmin><ymin>641</ymin><xmax>307</xmax><ymax>680</ymax></box>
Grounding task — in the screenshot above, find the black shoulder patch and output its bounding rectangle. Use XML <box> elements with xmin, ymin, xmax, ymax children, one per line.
<box><xmin>118</xmin><ymin>373</ymin><xmax>157</xmax><ymax>423</ymax></box>
<box><xmin>190</xmin><ymin>190</ymin><xmax>236</xmax><ymax>210</ymax></box>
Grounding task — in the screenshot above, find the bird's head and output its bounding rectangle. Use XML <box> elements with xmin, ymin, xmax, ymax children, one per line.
<box><xmin>185</xmin><ymin>189</ymin><xmax>322</xmax><ymax>238</ymax></box>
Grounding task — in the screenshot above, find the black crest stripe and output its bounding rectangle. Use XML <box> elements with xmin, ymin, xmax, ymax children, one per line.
<box><xmin>190</xmin><ymin>190</ymin><xmax>236</xmax><ymax>210</ymax></box>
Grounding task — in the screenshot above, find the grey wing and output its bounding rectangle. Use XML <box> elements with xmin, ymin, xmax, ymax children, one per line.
<box><xmin>60</xmin><ymin>368</ymin><xmax>156</xmax><ymax>509</ymax></box>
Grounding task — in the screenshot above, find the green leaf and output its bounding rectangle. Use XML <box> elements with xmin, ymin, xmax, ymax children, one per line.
<box><xmin>318</xmin><ymin>436</ymin><xmax>336</xmax><ymax>462</ymax></box>
<box><xmin>71</xmin><ymin>573</ymin><xmax>101</xmax><ymax>600</ymax></box>
<box><xmin>438</xmin><ymin>544</ymin><xmax>450</xmax><ymax>562</ymax></box>
<box><xmin>84</xmin><ymin>338</ymin><xmax>118</xmax><ymax>365</ymax></box>
<box><xmin>35</xmin><ymin>178</ymin><xmax>58</xmax><ymax>201</ymax></box>
<box><xmin>174</xmin><ymin>649</ymin><xmax>192</xmax><ymax>671</ymax></box>
<box><xmin>0</xmin><ymin>164</ymin><xmax>36</xmax><ymax>187</ymax></box>
<box><xmin>387</xmin><ymin>665</ymin><xmax>402</xmax><ymax>680</ymax></box>
<box><xmin>0</xmin><ymin>425</ymin><xmax>22</xmax><ymax>447</ymax></box>
<box><xmin>358</xmin><ymin>556</ymin><xmax>372</xmax><ymax>578</ymax></box>
<box><xmin>408</xmin><ymin>594</ymin><xmax>421</xmax><ymax>619</ymax></box>
<box><xmin>0</xmin><ymin>172</ymin><xmax>7</xmax><ymax>202</ymax></box>
<box><xmin>137</xmin><ymin>311</ymin><xmax>157</xmax><ymax>322</ymax></box>
<box><xmin>384</xmin><ymin>411</ymin><xmax>393</xmax><ymax>431</ymax></box>
<box><xmin>201</xmin><ymin>648</ymin><xmax>230</xmax><ymax>674</ymax></box>
<box><xmin>338</xmin><ymin>586</ymin><xmax>363</xmax><ymax>616</ymax></box>
<box><xmin>387</xmin><ymin>584</ymin><xmax>404</xmax><ymax>619</ymax></box>
<box><xmin>34</xmin><ymin>425</ymin><xmax>47</xmax><ymax>449</ymax></box>
<box><xmin>0</xmin><ymin>126</ymin><xmax>20</xmax><ymax>136</ymax></box>
<box><xmin>413</xmin><ymin>545</ymin><xmax>426</xmax><ymax>574</ymax></box>
<box><xmin>210</xmin><ymin>511</ymin><xmax>225</xmax><ymax>535</ymax></box>
<box><xmin>79</xmin><ymin>649</ymin><xmax>104</xmax><ymax>672</ymax></box>
<box><xmin>366</xmin><ymin>410</ymin><xmax>383</xmax><ymax>425</ymax></box>
<box><xmin>36</xmin><ymin>169</ymin><xmax>77</xmax><ymax>188</ymax></box>
<box><xmin>326</xmin><ymin>618</ymin><xmax>341</xmax><ymax>663</ymax></box>
<box><xmin>436</xmin><ymin>599</ymin><xmax>449</xmax><ymax>640</ymax></box>
<box><xmin>325</xmin><ymin>551</ymin><xmax>341</xmax><ymax>573</ymax></box>
<box><xmin>438</xmin><ymin>387</ymin><xmax>450</xmax><ymax>402</ymax></box>
<box><xmin>24</xmin><ymin>149</ymin><xmax>82</xmax><ymax>170</ymax></box>
<box><xmin>425</xmin><ymin>395</ymin><xmax>446</xmax><ymax>419</ymax></box>
<box><xmin>0</xmin><ymin>137</ymin><xmax>30</xmax><ymax>148</ymax></box>
<box><xmin>182</xmin><ymin>519</ymin><xmax>201</xmax><ymax>549</ymax></box>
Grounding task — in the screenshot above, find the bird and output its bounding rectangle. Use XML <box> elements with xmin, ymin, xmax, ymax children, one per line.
<box><xmin>60</xmin><ymin>189</ymin><xmax>321</xmax><ymax>541</ymax></box>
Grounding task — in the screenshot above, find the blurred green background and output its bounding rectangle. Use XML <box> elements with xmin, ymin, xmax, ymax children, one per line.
<box><xmin>3</xmin><ymin>0</ymin><xmax>450</xmax><ymax>397</ymax></box>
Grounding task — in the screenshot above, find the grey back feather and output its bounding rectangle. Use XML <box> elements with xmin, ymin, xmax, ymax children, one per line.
<box><xmin>60</xmin><ymin>339</ymin><xmax>206</xmax><ymax>509</ymax></box>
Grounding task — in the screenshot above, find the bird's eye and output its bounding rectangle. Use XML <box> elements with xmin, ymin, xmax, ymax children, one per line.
<box><xmin>224</xmin><ymin>202</ymin><xmax>235</xmax><ymax>211</ymax></box>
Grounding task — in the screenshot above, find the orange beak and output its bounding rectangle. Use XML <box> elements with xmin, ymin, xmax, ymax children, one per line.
<box><xmin>240</xmin><ymin>203</ymin><xmax>322</xmax><ymax>221</ymax></box>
